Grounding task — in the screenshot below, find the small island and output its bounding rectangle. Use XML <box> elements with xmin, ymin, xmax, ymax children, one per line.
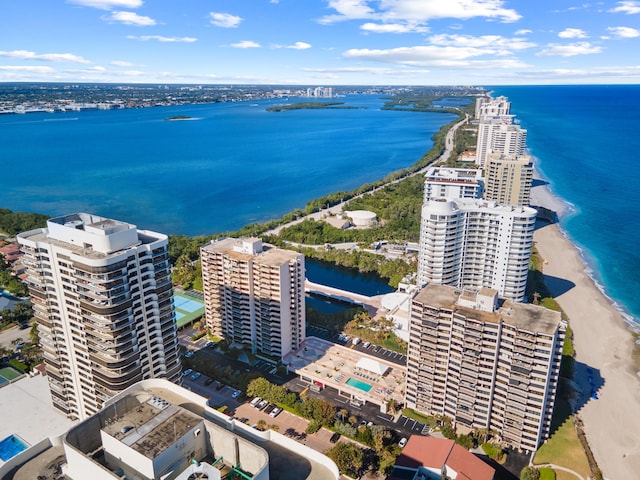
<box><xmin>165</xmin><ymin>115</ymin><xmax>194</xmax><ymax>121</ymax></box>
<box><xmin>266</xmin><ymin>102</ymin><xmax>362</xmax><ymax>112</ymax></box>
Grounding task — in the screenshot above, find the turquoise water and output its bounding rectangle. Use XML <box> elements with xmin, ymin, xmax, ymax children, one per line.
<box><xmin>346</xmin><ymin>377</ymin><xmax>373</xmax><ymax>392</ymax></box>
<box><xmin>0</xmin><ymin>434</ymin><xmax>28</xmax><ymax>461</ymax></box>
<box><xmin>491</xmin><ymin>85</ymin><xmax>640</xmax><ymax>324</ymax></box>
<box><xmin>0</xmin><ymin>95</ymin><xmax>455</xmax><ymax>236</ymax></box>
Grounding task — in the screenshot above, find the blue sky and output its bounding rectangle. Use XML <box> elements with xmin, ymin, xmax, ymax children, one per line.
<box><xmin>1</xmin><ymin>0</ymin><xmax>639</xmax><ymax>85</ymax></box>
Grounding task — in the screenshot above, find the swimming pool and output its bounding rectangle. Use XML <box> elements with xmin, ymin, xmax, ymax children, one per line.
<box><xmin>346</xmin><ymin>377</ymin><xmax>373</xmax><ymax>393</ymax></box>
<box><xmin>0</xmin><ymin>434</ymin><xmax>29</xmax><ymax>461</ymax></box>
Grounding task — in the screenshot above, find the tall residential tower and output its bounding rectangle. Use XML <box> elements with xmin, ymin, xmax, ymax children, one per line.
<box><xmin>417</xmin><ymin>198</ymin><xmax>536</xmax><ymax>301</ymax></box>
<box><xmin>18</xmin><ymin>213</ymin><xmax>181</xmax><ymax>420</ymax></box>
<box><xmin>406</xmin><ymin>284</ymin><xmax>565</xmax><ymax>452</ymax></box>
<box><xmin>200</xmin><ymin>238</ymin><xmax>305</xmax><ymax>359</ymax></box>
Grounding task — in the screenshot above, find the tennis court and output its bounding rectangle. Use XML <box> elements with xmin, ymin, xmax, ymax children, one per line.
<box><xmin>173</xmin><ymin>292</ymin><xmax>205</xmax><ymax>328</ymax></box>
<box><xmin>0</xmin><ymin>366</ymin><xmax>24</xmax><ymax>386</ymax></box>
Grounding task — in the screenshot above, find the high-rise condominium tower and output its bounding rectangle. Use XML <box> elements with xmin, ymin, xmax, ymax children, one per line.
<box><xmin>476</xmin><ymin>117</ymin><xmax>527</xmax><ymax>167</ymax></box>
<box><xmin>423</xmin><ymin>166</ymin><xmax>484</xmax><ymax>203</ymax></box>
<box><xmin>484</xmin><ymin>153</ymin><xmax>534</xmax><ymax>207</ymax></box>
<box><xmin>200</xmin><ymin>238</ymin><xmax>305</xmax><ymax>359</ymax></box>
<box><xmin>475</xmin><ymin>95</ymin><xmax>511</xmax><ymax>121</ymax></box>
<box><xmin>406</xmin><ymin>284</ymin><xmax>565</xmax><ymax>452</ymax></box>
<box><xmin>417</xmin><ymin>198</ymin><xmax>536</xmax><ymax>301</ymax></box>
<box><xmin>17</xmin><ymin>213</ymin><xmax>181</xmax><ymax>420</ymax></box>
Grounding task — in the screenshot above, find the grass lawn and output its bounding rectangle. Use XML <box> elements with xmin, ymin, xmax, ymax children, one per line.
<box><xmin>539</xmin><ymin>467</ymin><xmax>555</xmax><ymax>480</ymax></box>
<box><xmin>401</xmin><ymin>408</ymin><xmax>435</xmax><ymax>425</ymax></box>
<box><xmin>534</xmin><ymin>416</ymin><xmax>591</xmax><ymax>479</ymax></box>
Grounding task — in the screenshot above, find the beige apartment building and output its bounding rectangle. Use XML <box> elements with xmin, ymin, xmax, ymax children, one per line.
<box><xmin>484</xmin><ymin>153</ymin><xmax>534</xmax><ymax>206</ymax></box>
<box><xmin>200</xmin><ymin>238</ymin><xmax>305</xmax><ymax>359</ymax></box>
<box><xmin>17</xmin><ymin>213</ymin><xmax>181</xmax><ymax>421</ymax></box>
<box><xmin>406</xmin><ymin>284</ymin><xmax>565</xmax><ymax>452</ymax></box>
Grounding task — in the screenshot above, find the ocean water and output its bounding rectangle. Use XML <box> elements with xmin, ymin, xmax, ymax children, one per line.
<box><xmin>492</xmin><ymin>85</ymin><xmax>640</xmax><ymax>325</ymax></box>
<box><xmin>0</xmin><ymin>94</ymin><xmax>455</xmax><ymax>236</ymax></box>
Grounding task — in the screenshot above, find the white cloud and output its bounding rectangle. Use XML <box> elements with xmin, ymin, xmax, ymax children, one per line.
<box><xmin>0</xmin><ymin>50</ymin><xmax>91</xmax><ymax>63</ymax></box>
<box><xmin>287</xmin><ymin>42</ymin><xmax>312</xmax><ymax>50</ymax></box>
<box><xmin>558</xmin><ymin>28</ymin><xmax>588</xmax><ymax>38</ymax></box>
<box><xmin>609</xmin><ymin>1</ymin><xmax>640</xmax><ymax>14</ymax></box>
<box><xmin>429</xmin><ymin>34</ymin><xmax>536</xmax><ymax>53</ymax></box>
<box><xmin>230</xmin><ymin>40</ymin><xmax>261</xmax><ymax>49</ymax></box>
<box><xmin>209</xmin><ymin>12</ymin><xmax>242</xmax><ymax>28</ymax></box>
<box><xmin>301</xmin><ymin>66</ymin><xmax>431</xmax><ymax>76</ymax></box>
<box><xmin>127</xmin><ymin>35</ymin><xmax>197</xmax><ymax>42</ymax></box>
<box><xmin>515</xmin><ymin>29</ymin><xmax>532</xmax><ymax>35</ymax></box>
<box><xmin>0</xmin><ymin>65</ymin><xmax>56</xmax><ymax>73</ymax></box>
<box><xmin>343</xmin><ymin>45</ymin><xmax>529</xmax><ymax>69</ymax></box>
<box><xmin>607</xmin><ymin>26</ymin><xmax>640</xmax><ymax>37</ymax></box>
<box><xmin>110</xmin><ymin>60</ymin><xmax>135</xmax><ymax>66</ymax></box>
<box><xmin>108</xmin><ymin>11</ymin><xmax>156</xmax><ymax>26</ymax></box>
<box><xmin>318</xmin><ymin>0</ymin><xmax>521</xmax><ymax>25</ymax></box>
<box><xmin>66</xmin><ymin>0</ymin><xmax>142</xmax><ymax>9</ymax></box>
<box><xmin>360</xmin><ymin>22</ymin><xmax>428</xmax><ymax>33</ymax></box>
<box><xmin>537</xmin><ymin>42</ymin><xmax>603</xmax><ymax>56</ymax></box>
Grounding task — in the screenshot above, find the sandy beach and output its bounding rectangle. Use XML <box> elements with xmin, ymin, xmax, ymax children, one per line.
<box><xmin>532</xmin><ymin>180</ymin><xmax>640</xmax><ymax>478</ymax></box>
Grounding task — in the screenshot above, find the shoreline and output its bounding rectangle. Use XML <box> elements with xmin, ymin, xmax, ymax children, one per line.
<box><xmin>530</xmin><ymin>171</ymin><xmax>640</xmax><ymax>477</ymax></box>
<box><xmin>530</xmin><ymin>165</ymin><xmax>639</xmax><ymax>332</ymax></box>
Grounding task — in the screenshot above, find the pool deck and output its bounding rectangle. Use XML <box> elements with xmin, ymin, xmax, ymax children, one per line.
<box><xmin>283</xmin><ymin>336</ymin><xmax>406</xmax><ymax>408</ymax></box>
<box><xmin>0</xmin><ymin>373</ymin><xmax>76</xmax><ymax>450</ymax></box>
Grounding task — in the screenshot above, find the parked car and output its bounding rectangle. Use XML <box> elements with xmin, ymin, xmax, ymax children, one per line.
<box><xmin>205</xmin><ymin>377</ymin><xmax>215</xmax><ymax>386</ymax></box>
<box><xmin>231</xmin><ymin>390</ymin><xmax>241</xmax><ymax>399</ymax></box>
<box><xmin>182</xmin><ymin>368</ymin><xmax>193</xmax><ymax>377</ymax></box>
<box><xmin>330</xmin><ymin>432</ymin><xmax>341</xmax><ymax>443</ymax></box>
<box><xmin>216</xmin><ymin>383</ymin><xmax>225</xmax><ymax>391</ymax></box>
<box><xmin>257</xmin><ymin>400</ymin><xmax>268</xmax><ymax>410</ymax></box>
<box><xmin>250</xmin><ymin>397</ymin><xmax>262</xmax><ymax>407</ymax></box>
<box><xmin>184</xmin><ymin>351</ymin><xmax>193</xmax><ymax>358</ymax></box>
<box><xmin>269</xmin><ymin>407</ymin><xmax>281</xmax><ymax>418</ymax></box>
<box><xmin>363</xmin><ymin>341</ymin><xmax>371</xmax><ymax>348</ymax></box>
<box><xmin>264</xmin><ymin>404</ymin><xmax>275</xmax><ymax>414</ymax></box>
<box><xmin>399</xmin><ymin>437</ymin><xmax>407</xmax><ymax>448</ymax></box>
<box><xmin>190</xmin><ymin>372</ymin><xmax>201</xmax><ymax>381</ymax></box>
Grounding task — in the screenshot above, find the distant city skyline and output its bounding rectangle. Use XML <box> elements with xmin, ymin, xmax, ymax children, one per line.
<box><xmin>2</xmin><ymin>0</ymin><xmax>639</xmax><ymax>85</ymax></box>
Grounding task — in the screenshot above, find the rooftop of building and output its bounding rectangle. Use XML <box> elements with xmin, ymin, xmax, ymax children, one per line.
<box><xmin>391</xmin><ymin>436</ymin><xmax>494</xmax><ymax>480</ymax></box>
<box><xmin>423</xmin><ymin>197</ymin><xmax>537</xmax><ymax>217</ymax></box>
<box><xmin>2</xmin><ymin>379</ymin><xmax>339</xmax><ymax>480</ymax></box>
<box><xmin>202</xmin><ymin>237</ymin><xmax>301</xmax><ymax>265</ymax></box>
<box><xmin>425</xmin><ymin>166</ymin><xmax>483</xmax><ymax>183</ymax></box>
<box><xmin>413</xmin><ymin>284</ymin><xmax>562</xmax><ymax>334</ymax></box>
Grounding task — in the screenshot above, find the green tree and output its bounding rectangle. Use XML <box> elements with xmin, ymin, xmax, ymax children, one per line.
<box><xmin>325</xmin><ymin>442</ymin><xmax>364</xmax><ymax>477</ymax></box>
<box><xmin>521</xmin><ymin>466</ymin><xmax>540</xmax><ymax>480</ymax></box>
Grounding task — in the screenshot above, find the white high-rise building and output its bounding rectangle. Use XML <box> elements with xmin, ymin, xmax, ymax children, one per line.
<box><xmin>200</xmin><ymin>238</ymin><xmax>305</xmax><ymax>359</ymax></box>
<box><xmin>423</xmin><ymin>167</ymin><xmax>484</xmax><ymax>203</ymax></box>
<box><xmin>17</xmin><ymin>213</ymin><xmax>181</xmax><ymax>420</ymax></box>
<box><xmin>475</xmin><ymin>95</ymin><xmax>511</xmax><ymax>120</ymax></box>
<box><xmin>406</xmin><ymin>284</ymin><xmax>565</xmax><ymax>452</ymax></box>
<box><xmin>417</xmin><ymin>198</ymin><xmax>536</xmax><ymax>301</ymax></box>
<box><xmin>476</xmin><ymin>117</ymin><xmax>527</xmax><ymax>167</ymax></box>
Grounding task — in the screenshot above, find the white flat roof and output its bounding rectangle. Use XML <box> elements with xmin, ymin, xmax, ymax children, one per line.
<box><xmin>0</xmin><ymin>374</ymin><xmax>76</xmax><ymax>447</ymax></box>
<box><xmin>355</xmin><ymin>357</ymin><xmax>388</xmax><ymax>376</ymax></box>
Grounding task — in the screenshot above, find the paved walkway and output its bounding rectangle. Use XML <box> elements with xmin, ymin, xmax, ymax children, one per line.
<box><xmin>534</xmin><ymin>463</ymin><xmax>585</xmax><ymax>480</ymax></box>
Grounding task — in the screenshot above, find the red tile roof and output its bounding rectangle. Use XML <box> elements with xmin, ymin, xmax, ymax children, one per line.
<box><xmin>394</xmin><ymin>436</ymin><xmax>494</xmax><ymax>480</ymax></box>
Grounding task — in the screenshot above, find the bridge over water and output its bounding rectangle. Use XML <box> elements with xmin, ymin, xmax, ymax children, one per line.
<box><xmin>304</xmin><ymin>279</ymin><xmax>382</xmax><ymax>316</ymax></box>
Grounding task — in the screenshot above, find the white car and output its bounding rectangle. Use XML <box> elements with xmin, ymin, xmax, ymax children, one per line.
<box><xmin>269</xmin><ymin>407</ymin><xmax>281</xmax><ymax>418</ymax></box>
<box><xmin>182</xmin><ymin>368</ymin><xmax>193</xmax><ymax>377</ymax></box>
<box><xmin>231</xmin><ymin>390</ymin><xmax>241</xmax><ymax>399</ymax></box>
<box><xmin>399</xmin><ymin>437</ymin><xmax>407</xmax><ymax>448</ymax></box>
